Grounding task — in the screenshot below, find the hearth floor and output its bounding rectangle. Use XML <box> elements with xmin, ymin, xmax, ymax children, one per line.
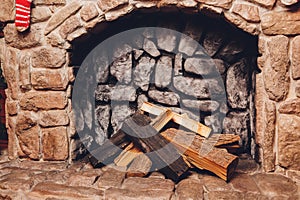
<box><xmin>0</xmin><ymin>152</ymin><xmax>299</xmax><ymax>200</ymax></box>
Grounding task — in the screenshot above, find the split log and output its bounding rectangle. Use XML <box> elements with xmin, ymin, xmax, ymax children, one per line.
<box><xmin>141</xmin><ymin>102</ymin><xmax>211</xmax><ymax>138</ymax></box>
<box><xmin>121</xmin><ymin>112</ymin><xmax>189</xmax><ymax>181</ymax></box>
<box><xmin>89</xmin><ymin>131</ymin><xmax>131</xmax><ymax>168</ymax></box>
<box><xmin>126</xmin><ymin>153</ymin><xmax>152</xmax><ymax>178</ymax></box>
<box><xmin>114</xmin><ymin>143</ymin><xmax>142</xmax><ymax>167</ymax></box>
<box><xmin>161</xmin><ymin>128</ymin><xmax>239</xmax><ymax>181</ymax></box>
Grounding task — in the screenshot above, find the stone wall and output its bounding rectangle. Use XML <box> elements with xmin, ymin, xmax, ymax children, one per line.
<box><xmin>0</xmin><ymin>0</ymin><xmax>299</xmax><ymax>173</ymax></box>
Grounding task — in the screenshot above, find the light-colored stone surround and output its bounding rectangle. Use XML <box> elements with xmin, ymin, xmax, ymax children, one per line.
<box><xmin>0</xmin><ymin>0</ymin><xmax>299</xmax><ymax>173</ymax></box>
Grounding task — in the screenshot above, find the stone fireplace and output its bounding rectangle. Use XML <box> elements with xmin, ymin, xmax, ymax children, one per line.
<box><xmin>0</xmin><ymin>0</ymin><xmax>300</xmax><ymax>176</ymax></box>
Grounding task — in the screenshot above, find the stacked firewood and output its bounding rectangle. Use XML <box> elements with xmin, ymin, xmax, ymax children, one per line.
<box><xmin>90</xmin><ymin>102</ymin><xmax>240</xmax><ymax>182</ymax></box>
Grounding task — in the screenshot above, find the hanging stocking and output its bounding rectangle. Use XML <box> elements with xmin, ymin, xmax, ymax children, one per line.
<box><xmin>15</xmin><ymin>0</ymin><xmax>32</xmax><ymax>32</ymax></box>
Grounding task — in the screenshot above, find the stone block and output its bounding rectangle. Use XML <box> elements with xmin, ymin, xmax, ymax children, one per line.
<box><xmin>111</xmin><ymin>104</ymin><xmax>135</xmax><ymax>133</ymax></box>
<box><xmin>20</xmin><ymin>91</ymin><xmax>67</xmax><ymax>111</ymax></box>
<box><xmin>155</xmin><ymin>56</ymin><xmax>172</xmax><ymax>88</ymax></box>
<box><xmin>19</xmin><ymin>52</ymin><xmax>31</xmax><ymax>89</ymax></box>
<box><xmin>80</xmin><ymin>3</ymin><xmax>100</xmax><ymax>22</ymax></box>
<box><xmin>45</xmin><ymin>1</ymin><xmax>82</xmax><ymax>35</ymax></box>
<box><xmin>6</xmin><ymin>101</ymin><xmax>18</xmax><ymax>116</ymax></box>
<box><xmin>263</xmin><ymin>101</ymin><xmax>276</xmax><ymax>172</ymax></box>
<box><xmin>207</xmin><ymin>191</ymin><xmax>244</xmax><ymax>199</ymax></box>
<box><xmin>195</xmin><ymin>0</ymin><xmax>233</xmax><ymax>9</ymax></box>
<box><xmin>226</xmin><ymin>59</ymin><xmax>249</xmax><ymax>109</ymax></box>
<box><xmin>31</xmin><ymin>7</ymin><xmax>51</xmax><ymax>23</ymax></box>
<box><xmin>281</xmin><ymin>0</ymin><xmax>299</xmax><ymax>6</ymax></box>
<box><xmin>252</xmin><ymin>173</ymin><xmax>298</xmax><ymax>197</ymax></box>
<box><xmin>184</xmin><ymin>57</ymin><xmax>216</xmax><ymax>75</ymax></box>
<box><xmin>250</xmin><ymin>0</ymin><xmax>276</xmax><ymax>8</ymax></box>
<box><xmin>4</xmin><ymin>24</ymin><xmax>42</xmax><ymax>49</ymax></box>
<box><xmin>134</xmin><ymin>56</ymin><xmax>155</xmax><ymax>91</ymax></box>
<box><xmin>173</xmin><ymin>76</ymin><xmax>224</xmax><ymax>99</ymax></box>
<box><xmin>263</xmin><ymin>35</ymin><xmax>289</xmax><ymax>101</ymax></box>
<box><xmin>224</xmin><ymin>13</ymin><xmax>259</xmax><ymax>35</ymax></box>
<box><xmin>95</xmin><ymin>85</ymin><xmax>136</xmax><ymax>102</ymax></box>
<box><xmin>104</xmin><ymin>5</ymin><xmax>134</xmax><ymax>21</ymax></box>
<box><xmin>42</xmin><ymin>126</ymin><xmax>69</xmax><ymax>161</ymax></box>
<box><xmin>143</xmin><ymin>38</ymin><xmax>160</xmax><ymax>57</ymax></box>
<box><xmin>31</xmin><ymin>69</ymin><xmax>69</xmax><ymax>90</ymax></box>
<box><xmin>17</xmin><ymin>126</ymin><xmax>40</xmax><ymax>160</ymax></box>
<box><xmin>232</xmin><ymin>3</ymin><xmax>260</xmax><ymax>22</ymax></box>
<box><xmin>97</xmin><ymin>167</ymin><xmax>126</xmax><ymax>189</ymax></box>
<box><xmin>279</xmin><ymin>98</ymin><xmax>300</xmax><ymax>117</ymax></box>
<box><xmin>148</xmin><ymin>90</ymin><xmax>180</xmax><ymax>106</ymax></box>
<box><xmin>122</xmin><ymin>177</ymin><xmax>175</xmax><ymax>191</ymax></box>
<box><xmin>110</xmin><ymin>53</ymin><xmax>132</xmax><ymax>84</ymax></box>
<box><xmin>95</xmin><ymin>105</ymin><xmax>110</xmax><ymax>134</ymax></box>
<box><xmin>104</xmin><ymin>188</ymin><xmax>173</xmax><ymax>200</ymax></box>
<box><xmin>97</xmin><ymin>0</ymin><xmax>128</xmax><ymax>12</ymax></box>
<box><xmin>261</xmin><ymin>10</ymin><xmax>300</xmax><ymax>35</ymax></box>
<box><xmin>291</xmin><ymin>36</ymin><xmax>300</xmax><ymax>80</ymax></box>
<box><xmin>59</xmin><ymin>15</ymin><xmax>82</xmax><ymax>39</ymax></box>
<box><xmin>204</xmin><ymin>113</ymin><xmax>222</xmax><ymax>133</ymax></box>
<box><xmin>46</xmin><ymin>31</ymin><xmax>71</xmax><ymax>49</ymax></box>
<box><xmin>34</xmin><ymin>0</ymin><xmax>66</xmax><ymax>5</ymax></box>
<box><xmin>156</xmin><ymin>28</ymin><xmax>177</xmax><ymax>52</ymax></box>
<box><xmin>278</xmin><ymin>114</ymin><xmax>300</xmax><ymax>170</ymax></box>
<box><xmin>182</xmin><ymin>99</ymin><xmax>219</xmax><ymax>112</ymax></box>
<box><xmin>31</xmin><ymin>47</ymin><xmax>66</xmax><ymax>68</ymax></box>
<box><xmin>176</xmin><ymin>178</ymin><xmax>204</xmax><ymax>199</ymax></box>
<box><xmin>39</xmin><ymin>110</ymin><xmax>69</xmax><ymax>127</ymax></box>
<box><xmin>0</xmin><ymin>0</ymin><xmax>14</xmax><ymax>21</ymax></box>
<box><xmin>178</xmin><ymin>35</ymin><xmax>198</xmax><ymax>56</ymax></box>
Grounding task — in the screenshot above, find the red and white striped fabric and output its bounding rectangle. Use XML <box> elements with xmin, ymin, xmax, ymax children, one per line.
<box><xmin>15</xmin><ymin>0</ymin><xmax>32</xmax><ymax>32</ymax></box>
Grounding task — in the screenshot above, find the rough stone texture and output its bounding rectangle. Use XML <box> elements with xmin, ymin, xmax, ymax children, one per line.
<box><xmin>204</xmin><ymin>113</ymin><xmax>222</xmax><ymax>132</ymax></box>
<box><xmin>31</xmin><ymin>69</ymin><xmax>69</xmax><ymax>90</ymax></box>
<box><xmin>174</xmin><ymin>53</ymin><xmax>183</xmax><ymax>76</ymax></box>
<box><xmin>203</xmin><ymin>29</ymin><xmax>224</xmax><ymax>57</ymax></box>
<box><xmin>223</xmin><ymin>111</ymin><xmax>250</xmax><ymax>151</ymax></box>
<box><xmin>134</xmin><ymin>56</ymin><xmax>156</xmax><ymax>91</ymax></box>
<box><xmin>95</xmin><ymin>105</ymin><xmax>111</xmax><ymax>134</ymax></box>
<box><xmin>279</xmin><ymin>98</ymin><xmax>300</xmax><ymax>117</ymax></box>
<box><xmin>122</xmin><ymin>177</ymin><xmax>175</xmax><ymax>191</ymax></box>
<box><xmin>45</xmin><ymin>1</ymin><xmax>82</xmax><ymax>35</ymax></box>
<box><xmin>213</xmin><ymin>59</ymin><xmax>227</xmax><ymax>75</ymax></box>
<box><xmin>6</xmin><ymin>101</ymin><xmax>18</xmax><ymax>116</ymax></box>
<box><xmin>111</xmin><ymin>105</ymin><xmax>135</xmax><ymax>132</ymax></box>
<box><xmin>111</xmin><ymin>85</ymin><xmax>137</xmax><ymax>101</ymax></box>
<box><xmin>263</xmin><ymin>102</ymin><xmax>276</xmax><ymax>172</ymax></box>
<box><xmin>196</xmin><ymin>0</ymin><xmax>233</xmax><ymax>9</ymax></box>
<box><xmin>31</xmin><ymin>7</ymin><xmax>52</xmax><ymax>23</ymax></box>
<box><xmin>278</xmin><ymin>114</ymin><xmax>300</xmax><ymax>170</ymax></box>
<box><xmin>105</xmin><ymin>188</ymin><xmax>173</xmax><ymax>200</ymax></box>
<box><xmin>39</xmin><ymin>110</ymin><xmax>69</xmax><ymax>127</ymax></box>
<box><xmin>178</xmin><ymin>35</ymin><xmax>198</xmax><ymax>56</ymax></box>
<box><xmin>104</xmin><ymin>5</ymin><xmax>134</xmax><ymax>22</ymax></box>
<box><xmin>184</xmin><ymin>57</ymin><xmax>216</xmax><ymax>75</ymax></box>
<box><xmin>95</xmin><ymin>85</ymin><xmax>111</xmax><ymax>102</ymax></box>
<box><xmin>19</xmin><ymin>52</ymin><xmax>31</xmax><ymax>89</ymax></box>
<box><xmin>29</xmin><ymin>182</ymin><xmax>104</xmax><ymax>199</ymax></box>
<box><xmin>224</xmin><ymin>12</ymin><xmax>259</xmax><ymax>35</ymax></box>
<box><xmin>232</xmin><ymin>3</ymin><xmax>260</xmax><ymax>22</ymax></box>
<box><xmin>173</xmin><ymin>76</ymin><xmax>224</xmax><ymax>99</ymax></box>
<box><xmin>252</xmin><ymin>173</ymin><xmax>298</xmax><ymax>197</ymax></box>
<box><xmin>207</xmin><ymin>191</ymin><xmax>244</xmax><ymax>199</ymax></box>
<box><xmin>281</xmin><ymin>0</ymin><xmax>300</xmax><ymax>6</ymax></box>
<box><xmin>261</xmin><ymin>10</ymin><xmax>300</xmax><ymax>35</ymax></box>
<box><xmin>97</xmin><ymin>0</ymin><xmax>128</xmax><ymax>12</ymax></box>
<box><xmin>226</xmin><ymin>59</ymin><xmax>249</xmax><ymax>109</ymax></box>
<box><xmin>156</xmin><ymin>28</ymin><xmax>177</xmax><ymax>52</ymax></box>
<box><xmin>218</xmin><ymin>41</ymin><xmax>245</xmax><ymax>63</ymax></box>
<box><xmin>93</xmin><ymin>51</ymin><xmax>109</xmax><ymax>83</ymax></box>
<box><xmin>176</xmin><ymin>178</ymin><xmax>204</xmax><ymax>199</ymax></box>
<box><xmin>31</xmin><ymin>47</ymin><xmax>66</xmax><ymax>69</ymax></box>
<box><xmin>250</xmin><ymin>0</ymin><xmax>276</xmax><ymax>8</ymax></box>
<box><xmin>80</xmin><ymin>3</ymin><xmax>100</xmax><ymax>22</ymax></box>
<box><xmin>98</xmin><ymin>168</ymin><xmax>126</xmax><ymax>189</ymax></box>
<box><xmin>110</xmin><ymin>53</ymin><xmax>132</xmax><ymax>84</ymax></box>
<box><xmin>46</xmin><ymin>31</ymin><xmax>71</xmax><ymax>49</ymax></box>
<box><xmin>17</xmin><ymin>126</ymin><xmax>40</xmax><ymax>160</ymax></box>
<box><xmin>20</xmin><ymin>91</ymin><xmax>67</xmax><ymax>111</ymax></box>
<box><xmin>291</xmin><ymin>36</ymin><xmax>300</xmax><ymax>80</ymax></box>
<box><xmin>59</xmin><ymin>15</ymin><xmax>82</xmax><ymax>39</ymax></box>
<box><xmin>148</xmin><ymin>90</ymin><xmax>180</xmax><ymax>106</ymax></box>
<box><xmin>34</xmin><ymin>0</ymin><xmax>66</xmax><ymax>5</ymax></box>
<box><xmin>42</xmin><ymin>126</ymin><xmax>69</xmax><ymax>161</ymax></box>
<box><xmin>202</xmin><ymin>174</ymin><xmax>232</xmax><ymax>191</ymax></box>
<box><xmin>143</xmin><ymin>38</ymin><xmax>160</xmax><ymax>57</ymax></box>
<box><xmin>0</xmin><ymin>0</ymin><xmax>14</xmax><ymax>21</ymax></box>
<box><xmin>182</xmin><ymin>99</ymin><xmax>219</xmax><ymax>112</ymax></box>
<box><xmin>4</xmin><ymin>24</ymin><xmax>42</xmax><ymax>49</ymax></box>
<box><xmin>155</xmin><ymin>56</ymin><xmax>172</xmax><ymax>88</ymax></box>
<box><xmin>137</xmin><ymin>94</ymin><xmax>148</xmax><ymax>109</ymax></box>
<box><xmin>263</xmin><ymin>35</ymin><xmax>289</xmax><ymax>102</ymax></box>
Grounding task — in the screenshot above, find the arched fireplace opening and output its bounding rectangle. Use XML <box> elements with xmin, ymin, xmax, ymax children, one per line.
<box><xmin>69</xmin><ymin>10</ymin><xmax>259</xmax><ymax>161</ymax></box>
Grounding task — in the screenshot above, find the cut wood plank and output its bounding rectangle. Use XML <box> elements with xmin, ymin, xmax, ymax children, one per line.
<box><xmin>141</xmin><ymin>102</ymin><xmax>211</xmax><ymax>138</ymax></box>
<box><xmin>114</xmin><ymin>143</ymin><xmax>142</xmax><ymax>167</ymax></box>
<box><xmin>89</xmin><ymin>131</ymin><xmax>131</xmax><ymax>168</ymax></box>
<box><xmin>161</xmin><ymin>128</ymin><xmax>239</xmax><ymax>181</ymax></box>
<box><xmin>121</xmin><ymin>112</ymin><xmax>189</xmax><ymax>181</ymax></box>
<box><xmin>126</xmin><ymin>153</ymin><xmax>152</xmax><ymax>178</ymax></box>
<box><xmin>150</xmin><ymin>109</ymin><xmax>174</xmax><ymax>132</ymax></box>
